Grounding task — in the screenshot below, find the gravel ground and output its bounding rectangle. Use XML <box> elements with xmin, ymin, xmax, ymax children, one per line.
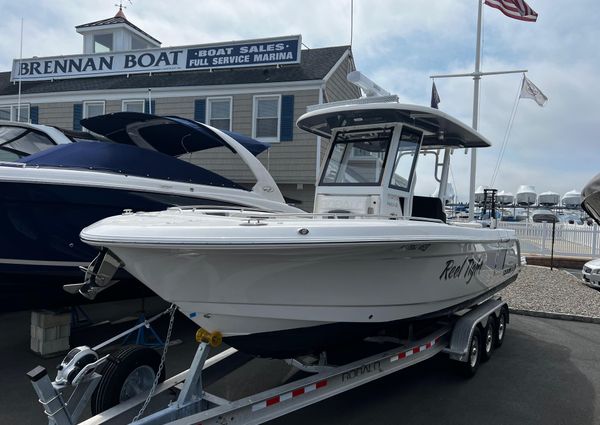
<box><xmin>499</xmin><ymin>265</ymin><xmax>600</xmax><ymax>318</ymax></box>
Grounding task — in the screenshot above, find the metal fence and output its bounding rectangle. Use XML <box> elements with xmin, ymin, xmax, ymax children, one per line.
<box><xmin>497</xmin><ymin>221</ymin><xmax>600</xmax><ymax>257</ymax></box>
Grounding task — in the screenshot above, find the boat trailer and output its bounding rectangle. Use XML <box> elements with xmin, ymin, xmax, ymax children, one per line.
<box><xmin>28</xmin><ymin>298</ymin><xmax>509</xmax><ymax>425</ymax></box>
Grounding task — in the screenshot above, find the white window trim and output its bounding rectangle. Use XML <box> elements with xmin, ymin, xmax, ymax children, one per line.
<box><xmin>252</xmin><ymin>94</ymin><xmax>281</xmax><ymax>142</ymax></box>
<box><xmin>83</xmin><ymin>100</ymin><xmax>106</xmax><ymax>118</ymax></box>
<box><xmin>0</xmin><ymin>103</ymin><xmax>30</xmax><ymax>122</ymax></box>
<box><xmin>206</xmin><ymin>96</ymin><xmax>233</xmax><ymax>131</ymax></box>
<box><xmin>122</xmin><ymin>99</ymin><xmax>145</xmax><ymax>113</ymax></box>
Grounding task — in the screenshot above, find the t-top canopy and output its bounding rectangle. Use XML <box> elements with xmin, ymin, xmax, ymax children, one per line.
<box><xmin>297</xmin><ymin>103</ymin><xmax>491</xmax><ymax>148</ymax></box>
<box><xmin>81</xmin><ymin>112</ymin><xmax>270</xmax><ymax>157</ymax></box>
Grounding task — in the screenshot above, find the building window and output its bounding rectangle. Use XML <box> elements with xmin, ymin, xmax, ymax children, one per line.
<box><xmin>131</xmin><ymin>36</ymin><xmax>148</xmax><ymax>50</ymax></box>
<box><xmin>253</xmin><ymin>95</ymin><xmax>280</xmax><ymax>141</ymax></box>
<box><xmin>122</xmin><ymin>100</ymin><xmax>145</xmax><ymax>113</ymax></box>
<box><xmin>207</xmin><ymin>97</ymin><xmax>232</xmax><ymax>131</ymax></box>
<box><xmin>0</xmin><ymin>104</ymin><xmax>30</xmax><ymax>122</ymax></box>
<box><xmin>94</xmin><ymin>33</ymin><xmax>113</xmax><ymax>53</ymax></box>
<box><xmin>83</xmin><ymin>101</ymin><xmax>105</xmax><ymax>119</ymax></box>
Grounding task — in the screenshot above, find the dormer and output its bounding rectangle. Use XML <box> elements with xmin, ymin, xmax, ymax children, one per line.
<box><xmin>76</xmin><ymin>6</ymin><xmax>161</xmax><ymax>54</ymax></box>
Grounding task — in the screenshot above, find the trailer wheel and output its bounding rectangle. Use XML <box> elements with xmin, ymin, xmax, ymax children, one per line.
<box><xmin>461</xmin><ymin>326</ymin><xmax>482</xmax><ymax>378</ymax></box>
<box><xmin>495</xmin><ymin>309</ymin><xmax>508</xmax><ymax>348</ymax></box>
<box><xmin>91</xmin><ymin>345</ymin><xmax>165</xmax><ymax>415</ymax></box>
<box><xmin>481</xmin><ymin>317</ymin><xmax>495</xmax><ymax>362</ymax></box>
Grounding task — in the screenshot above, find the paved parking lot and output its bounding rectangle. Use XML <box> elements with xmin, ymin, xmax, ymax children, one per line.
<box><xmin>1</xmin><ymin>302</ymin><xmax>599</xmax><ymax>425</ymax></box>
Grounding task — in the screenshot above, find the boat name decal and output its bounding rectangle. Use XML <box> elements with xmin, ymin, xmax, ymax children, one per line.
<box><xmin>399</xmin><ymin>244</ymin><xmax>431</xmax><ymax>252</ymax></box>
<box><xmin>503</xmin><ymin>264</ymin><xmax>517</xmax><ymax>276</ymax></box>
<box><xmin>341</xmin><ymin>360</ymin><xmax>383</xmax><ymax>382</ymax></box>
<box><xmin>439</xmin><ymin>256</ymin><xmax>484</xmax><ymax>284</ymax></box>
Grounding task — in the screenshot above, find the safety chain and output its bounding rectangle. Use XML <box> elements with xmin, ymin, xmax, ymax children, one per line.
<box><xmin>132</xmin><ymin>303</ymin><xmax>177</xmax><ymax>422</ymax></box>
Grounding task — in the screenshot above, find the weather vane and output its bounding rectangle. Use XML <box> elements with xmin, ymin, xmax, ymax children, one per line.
<box><xmin>114</xmin><ymin>0</ymin><xmax>133</xmax><ymax>11</ymax></box>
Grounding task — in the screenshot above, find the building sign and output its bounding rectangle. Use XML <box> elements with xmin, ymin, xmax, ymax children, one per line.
<box><xmin>10</xmin><ymin>35</ymin><xmax>301</xmax><ymax>82</ymax></box>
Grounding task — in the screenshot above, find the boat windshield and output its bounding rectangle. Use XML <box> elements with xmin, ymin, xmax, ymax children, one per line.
<box><xmin>320</xmin><ymin>128</ymin><xmax>392</xmax><ymax>186</ymax></box>
<box><xmin>0</xmin><ymin>126</ymin><xmax>58</xmax><ymax>161</ymax></box>
<box><xmin>389</xmin><ymin>127</ymin><xmax>422</xmax><ymax>191</ymax></box>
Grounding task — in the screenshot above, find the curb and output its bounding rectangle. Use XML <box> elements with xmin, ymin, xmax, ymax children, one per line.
<box><xmin>524</xmin><ymin>255</ymin><xmax>590</xmax><ymax>269</ymax></box>
<box><xmin>510</xmin><ymin>308</ymin><xmax>600</xmax><ymax>324</ymax></box>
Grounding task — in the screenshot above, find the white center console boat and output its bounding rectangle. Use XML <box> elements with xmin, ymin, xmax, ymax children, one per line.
<box><xmin>80</xmin><ymin>99</ymin><xmax>521</xmax><ymax>358</ymax></box>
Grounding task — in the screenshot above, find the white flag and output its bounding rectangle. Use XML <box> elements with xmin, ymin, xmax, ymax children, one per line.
<box><xmin>520</xmin><ymin>76</ymin><xmax>548</xmax><ymax>106</ymax></box>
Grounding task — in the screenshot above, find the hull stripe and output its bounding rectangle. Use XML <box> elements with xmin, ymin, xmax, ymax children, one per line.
<box><xmin>0</xmin><ymin>258</ymin><xmax>87</xmax><ymax>267</ymax></box>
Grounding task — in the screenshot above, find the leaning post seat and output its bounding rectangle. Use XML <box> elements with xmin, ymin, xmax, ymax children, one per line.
<box><xmin>411</xmin><ymin>196</ymin><xmax>447</xmax><ymax>223</ymax></box>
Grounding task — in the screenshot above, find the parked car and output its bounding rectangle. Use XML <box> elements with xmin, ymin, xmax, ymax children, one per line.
<box><xmin>582</xmin><ymin>258</ymin><xmax>600</xmax><ymax>289</ymax></box>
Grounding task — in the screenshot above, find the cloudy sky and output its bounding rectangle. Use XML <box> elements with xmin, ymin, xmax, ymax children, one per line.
<box><xmin>1</xmin><ymin>0</ymin><xmax>598</xmax><ymax>201</ymax></box>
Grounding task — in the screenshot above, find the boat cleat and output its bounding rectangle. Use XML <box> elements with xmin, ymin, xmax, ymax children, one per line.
<box><xmin>195</xmin><ymin>328</ymin><xmax>223</xmax><ymax>347</ymax></box>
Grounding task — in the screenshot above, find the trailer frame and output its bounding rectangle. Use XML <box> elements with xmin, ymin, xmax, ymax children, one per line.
<box><xmin>29</xmin><ymin>297</ymin><xmax>509</xmax><ymax>425</ymax></box>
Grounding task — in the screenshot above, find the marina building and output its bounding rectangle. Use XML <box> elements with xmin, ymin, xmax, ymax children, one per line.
<box><xmin>0</xmin><ymin>8</ymin><xmax>360</xmax><ymax>210</ymax></box>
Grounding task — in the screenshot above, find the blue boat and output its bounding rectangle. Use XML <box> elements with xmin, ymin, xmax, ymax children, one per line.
<box><xmin>0</xmin><ymin>113</ymin><xmax>298</xmax><ymax>311</ymax></box>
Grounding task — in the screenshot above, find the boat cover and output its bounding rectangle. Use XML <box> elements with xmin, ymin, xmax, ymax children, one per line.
<box><xmin>81</xmin><ymin>112</ymin><xmax>269</xmax><ymax>156</ymax></box>
<box><xmin>582</xmin><ymin>173</ymin><xmax>600</xmax><ymax>225</ymax></box>
<box><xmin>17</xmin><ymin>141</ymin><xmax>245</xmax><ymax>190</ymax></box>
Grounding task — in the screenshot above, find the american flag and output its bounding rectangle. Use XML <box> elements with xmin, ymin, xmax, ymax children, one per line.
<box><xmin>484</xmin><ymin>0</ymin><xmax>538</xmax><ymax>22</ymax></box>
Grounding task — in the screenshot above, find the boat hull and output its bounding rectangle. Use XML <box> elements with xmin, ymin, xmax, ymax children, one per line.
<box><xmin>0</xmin><ymin>180</ymin><xmax>257</xmax><ymax>312</ymax></box>
<box><xmin>100</xmin><ymin>234</ymin><xmax>520</xmax><ymax>357</ymax></box>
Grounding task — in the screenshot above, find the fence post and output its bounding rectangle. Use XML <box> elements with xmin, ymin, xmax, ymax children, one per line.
<box><xmin>593</xmin><ymin>223</ymin><xmax>598</xmax><ymax>257</ymax></box>
<box><xmin>541</xmin><ymin>222</ymin><xmax>547</xmax><ymax>254</ymax></box>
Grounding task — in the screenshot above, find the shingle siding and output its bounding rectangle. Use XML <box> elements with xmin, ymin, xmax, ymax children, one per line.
<box><xmin>187</xmin><ymin>89</ymin><xmax>320</xmax><ymax>184</ymax></box>
<box><xmin>38</xmin><ymin>102</ymin><xmax>76</xmax><ymax>130</ymax></box>
<box><xmin>325</xmin><ymin>55</ymin><xmax>360</xmax><ymax>102</ymax></box>
<box><xmin>106</xmin><ymin>100</ymin><xmax>121</xmax><ymax>114</ymax></box>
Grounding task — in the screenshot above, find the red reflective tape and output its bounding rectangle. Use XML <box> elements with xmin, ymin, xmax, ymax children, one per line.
<box><xmin>426</xmin><ymin>342</ymin><xmax>432</xmax><ymax>349</ymax></box>
<box><xmin>413</xmin><ymin>346</ymin><xmax>421</xmax><ymax>354</ymax></box>
<box><xmin>398</xmin><ymin>352</ymin><xmax>406</xmax><ymax>359</ymax></box>
<box><xmin>316</xmin><ymin>380</ymin><xmax>327</xmax><ymax>389</ymax></box>
<box><xmin>266</xmin><ymin>396</ymin><xmax>280</xmax><ymax>406</ymax></box>
<box><xmin>292</xmin><ymin>388</ymin><xmax>305</xmax><ymax>397</ymax></box>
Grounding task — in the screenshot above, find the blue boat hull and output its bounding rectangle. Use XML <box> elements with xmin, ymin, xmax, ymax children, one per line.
<box><xmin>0</xmin><ymin>181</ymin><xmax>239</xmax><ymax>312</ymax></box>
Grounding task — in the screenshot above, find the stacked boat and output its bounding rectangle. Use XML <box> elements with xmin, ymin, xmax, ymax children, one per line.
<box><xmin>79</xmin><ymin>101</ymin><xmax>521</xmax><ymax>358</ymax></box>
<box><xmin>496</xmin><ymin>191</ymin><xmax>514</xmax><ymax>206</ymax></box>
<box><xmin>562</xmin><ymin>190</ymin><xmax>582</xmax><ymax>208</ymax></box>
<box><xmin>516</xmin><ymin>185</ymin><xmax>537</xmax><ymax>206</ymax></box>
<box><xmin>537</xmin><ymin>191</ymin><xmax>560</xmax><ymax>207</ymax></box>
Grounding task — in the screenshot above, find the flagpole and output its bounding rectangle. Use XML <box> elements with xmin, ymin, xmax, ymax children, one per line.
<box><xmin>17</xmin><ymin>17</ymin><xmax>23</xmax><ymax>122</ymax></box>
<box><xmin>468</xmin><ymin>0</ymin><xmax>484</xmax><ymax>221</ymax></box>
<box><xmin>430</xmin><ymin>1</ymin><xmax>527</xmax><ymax>221</ymax></box>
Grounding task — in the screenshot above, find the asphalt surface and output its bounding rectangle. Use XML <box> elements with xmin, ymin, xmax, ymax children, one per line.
<box><xmin>1</xmin><ymin>301</ymin><xmax>599</xmax><ymax>425</ymax></box>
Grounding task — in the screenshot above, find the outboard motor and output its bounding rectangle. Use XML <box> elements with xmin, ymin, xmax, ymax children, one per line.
<box><xmin>63</xmin><ymin>248</ymin><xmax>122</xmax><ymax>299</ymax></box>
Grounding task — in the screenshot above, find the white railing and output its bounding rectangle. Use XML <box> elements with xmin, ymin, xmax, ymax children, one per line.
<box><xmin>497</xmin><ymin>221</ymin><xmax>600</xmax><ymax>257</ymax></box>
